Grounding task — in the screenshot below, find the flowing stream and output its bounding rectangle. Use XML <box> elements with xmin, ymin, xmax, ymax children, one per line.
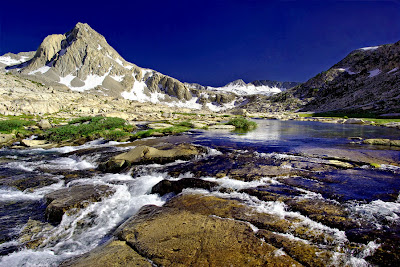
<box><xmin>0</xmin><ymin>120</ymin><xmax>399</xmax><ymax>266</ymax></box>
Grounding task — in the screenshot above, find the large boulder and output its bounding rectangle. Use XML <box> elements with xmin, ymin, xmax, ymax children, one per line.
<box><xmin>38</xmin><ymin>119</ymin><xmax>52</xmax><ymax>129</ymax></box>
<box><xmin>99</xmin><ymin>143</ymin><xmax>206</xmax><ymax>173</ymax></box>
<box><xmin>116</xmin><ymin>201</ymin><xmax>301</xmax><ymax>266</ymax></box>
<box><xmin>114</xmin><ymin>194</ymin><xmax>348</xmax><ymax>266</ymax></box>
<box><xmin>44</xmin><ymin>184</ymin><xmax>115</xmax><ymax>223</ymax></box>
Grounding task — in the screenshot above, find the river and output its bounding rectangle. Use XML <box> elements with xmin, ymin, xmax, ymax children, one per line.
<box><xmin>0</xmin><ymin>120</ymin><xmax>399</xmax><ymax>266</ymax></box>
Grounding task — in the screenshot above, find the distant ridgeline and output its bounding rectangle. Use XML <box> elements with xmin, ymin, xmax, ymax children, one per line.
<box><xmin>0</xmin><ymin>22</ymin><xmax>298</xmax><ymax>113</ymax></box>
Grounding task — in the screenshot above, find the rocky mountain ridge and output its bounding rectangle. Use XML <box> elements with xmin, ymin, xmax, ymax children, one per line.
<box><xmin>1</xmin><ymin>22</ymin><xmax>298</xmax><ymax>112</ymax></box>
<box><xmin>288</xmin><ymin>42</ymin><xmax>400</xmax><ymax>113</ymax></box>
<box><xmin>185</xmin><ymin>79</ymin><xmax>299</xmax><ymax>97</ymax></box>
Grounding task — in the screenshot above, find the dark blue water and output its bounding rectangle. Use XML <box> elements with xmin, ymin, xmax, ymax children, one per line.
<box><xmin>191</xmin><ymin>119</ymin><xmax>400</xmax><ymax>154</ymax></box>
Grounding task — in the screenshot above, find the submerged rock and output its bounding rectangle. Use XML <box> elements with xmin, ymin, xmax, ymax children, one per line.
<box><xmin>44</xmin><ymin>184</ymin><xmax>115</xmax><ymax>224</ymax></box>
<box><xmin>0</xmin><ymin>174</ymin><xmax>59</xmax><ymax>191</ymax></box>
<box><xmin>151</xmin><ymin>178</ymin><xmax>218</xmax><ymax>195</ymax></box>
<box><xmin>18</xmin><ymin>219</ymin><xmax>54</xmax><ymax>249</ymax></box>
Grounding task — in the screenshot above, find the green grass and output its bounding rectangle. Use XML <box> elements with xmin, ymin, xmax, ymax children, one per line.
<box><xmin>225</xmin><ymin>117</ymin><xmax>257</xmax><ymax>130</ymax></box>
<box><xmin>174</xmin><ymin>121</ymin><xmax>195</xmax><ymax>128</ymax></box>
<box><xmin>44</xmin><ymin>116</ymin><xmax>127</xmax><ymax>142</ymax></box>
<box><xmin>297</xmin><ymin>113</ymin><xmax>314</xmax><ymax>118</ymax></box>
<box><xmin>362</xmin><ymin>118</ymin><xmax>400</xmax><ymax>124</ymax></box>
<box><xmin>0</xmin><ymin>119</ymin><xmax>35</xmax><ymax>134</ymax></box>
<box><xmin>311</xmin><ymin>111</ymin><xmax>400</xmax><ymax>119</ymax></box>
<box><xmin>132</xmin><ymin>126</ymin><xmax>190</xmax><ymax>139</ymax></box>
<box><xmin>308</xmin><ymin>111</ymin><xmax>400</xmax><ymax>124</ymax></box>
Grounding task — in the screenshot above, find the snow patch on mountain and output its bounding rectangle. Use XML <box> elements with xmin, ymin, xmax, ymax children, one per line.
<box><xmin>28</xmin><ymin>65</ymin><xmax>51</xmax><ymax>75</ymax></box>
<box><xmin>208</xmin><ymin>80</ymin><xmax>282</xmax><ymax>96</ymax></box>
<box><xmin>360</xmin><ymin>46</ymin><xmax>380</xmax><ymax>51</ymax></box>
<box><xmin>0</xmin><ymin>55</ymin><xmax>30</xmax><ymax>66</ymax></box>
<box><xmin>368</xmin><ymin>69</ymin><xmax>381</xmax><ymax>78</ymax></box>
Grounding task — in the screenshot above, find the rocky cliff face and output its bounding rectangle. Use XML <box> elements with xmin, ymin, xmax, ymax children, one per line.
<box><xmin>291</xmin><ymin>42</ymin><xmax>400</xmax><ymax>113</ymax></box>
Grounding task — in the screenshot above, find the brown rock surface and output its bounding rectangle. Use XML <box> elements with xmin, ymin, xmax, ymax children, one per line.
<box><xmin>61</xmin><ymin>240</ymin><xmax>152</xmax><ymax>267</ymax></box>
<box><xmin>117</xmin><ymin>203</ymin><xmax>301</xmax><ymax>267</ymax></box>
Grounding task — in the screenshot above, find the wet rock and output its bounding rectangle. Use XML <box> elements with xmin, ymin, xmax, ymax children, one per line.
<box><xmin>363</xmin><ymin>138</ymin><xmax>400</xmax><ymax>147</ymax></box>
<box><xmin>18</xmin><ymin>219</ymin><xmax>54</xmax><ymax>249</ymax></box>
<box><xmin>154</xmin><ymin>194</ymin><xmax>339</xmax><ymax>247</ymax></box>
<box><xmin>0</xmin><ymin>174</ymin><xmax>59</xmax><ymax>191</ymax></box>
<box><xmin>285</xmin><ymin>198</ymin><xmax>356</xmax><ymax>230</ymax></box>
<box><xmin>44</xmin><ymin>184</ymin><xmax>115</xmax><ymax>224</ymax></box>
<box><xmin>20</xmin><ymin>139</ymin><xmax>56</xmax><ymax>148</ymax></box>
<box><xmin>208</xmin><ymin>124</ymin><xmax>236</xmax><ymax>130</ymax></box>
<box><xmin>100</xmin><ymin>143</ymin><xmax>206</xmax><ymax>173</ymax></box>
<box><xmin>116</xmin><ymin>196</ymin><xmax>302</xmax><ymax>267</ymax></box>
<box><xmin>165</xmin><ymin>151</ymin><xmax>325</xmax><ymax>182</ymax></box>
<box><xmin>344</xmin><ymin>118</ymin><xmax>365</xmax><ymax>124</ymax></box>
<box><xmin>98</xmin><ymin>158</ymin><xmax>131</xmax><ymax>173</ymax></box>
<box><xmin>151</xmin><ymin>178</ymin><xmax>218</xmax><ymax>196</ymax></box>
<box><xmin>366</xmin><ymin>238</ymin><xmax>400</xmax><ymax>266</ymax></box>
<box><xmin>61</xmin><ymin>240</ymin><xmax>152</xmax><ymax>267</ymax></box>
<box><xmin>328</xmin><ymin>159</ymin><xmax>354</xmax><ymax>168</ymax></box>
<box><xmin>240</xmin><ymin>184</ymin><xmax>303</xmax><ymax>202</ymax></box>
<box><xmin>256</xmin><ymin>230</ymin><xmax>334</xmax><ymax>267</ymax></box>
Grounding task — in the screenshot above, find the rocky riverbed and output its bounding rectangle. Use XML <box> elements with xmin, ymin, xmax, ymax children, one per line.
<box><xmin>0</xmin><ymin>120</ymin><xmax>399</xmax><ymax>266</ymax></box>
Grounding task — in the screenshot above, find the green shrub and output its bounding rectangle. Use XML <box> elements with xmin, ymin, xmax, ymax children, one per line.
<box><xmin>225</xmin><ymin>117</ymin><xmax>257</xmax><ymax>130</ymax></box>
<box><xmin>45</xmin><ymin>116</ymin><xmax>127</xmax><ymax>142</ymax></box>
<box><xmin>101</xmin><ymin>130</ymin><xmax>130</xmax><ymax>140</ymax></box>
<box><xmin>0</xmin><ymin>119</ymin><xmax>35</xmax><ymax>133</ymax></box>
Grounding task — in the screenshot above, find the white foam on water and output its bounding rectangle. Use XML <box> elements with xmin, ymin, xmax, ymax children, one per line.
<box><xmin>45</xmin><ymin>157</ymin><xmax>96</xmax><ymax>170</ymax></box>
<box><xmin>5</xmin><ymin>161</ymin><xmax>36</xmax><ymax>172</ymax></box>
<box><xmin>350</xmin><ymin>199</ymin><xmax>400</xmax><ymax>227</ymax></box>
<box><xmin>203</xmin><ymin>176</ymin><xmax>278</xmax><ymax>190</ymax></box>
<box><xmin>0</xmin><ymin>249</ymin><xmax>59</xmax><ymax>267</ymax></box>
<box><xmin>0</xmin><ymin>173</ymin><xmax>165</xmax><ymax>266</ymax></box>
<box><xmin>0</xmin><ymin>180</ymin><xmax>64</xmax><ymax>202</ymax></box>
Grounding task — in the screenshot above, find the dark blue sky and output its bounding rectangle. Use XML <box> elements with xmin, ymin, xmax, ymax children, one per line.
<box><xmin>1</xmin><ymin>0</ymin><xmax>399</xmax><ymax>86</ymax></box>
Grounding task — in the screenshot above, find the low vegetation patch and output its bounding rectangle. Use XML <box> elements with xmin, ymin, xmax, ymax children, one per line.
<box><xmin>0</xmin><ymin>119</ymin><xmax>35</xmax><ymax>134</ymax></box>
<box><xmin>225</xmin><ymin>117</ymin><xmax>257</xmax><ymax>130</ymax></box>
<box><xmin>310</xmin><ymin>111</ymin><xmax>400</xmax><ymax>124</ymax></box>
<box><xmin>174</xmin><ymin>121</ymin><xmax>195</xmax><ymax>128</ymax></box>
<box><xmin>44</xmin><ymin>116</ymin><xmax>129</xmax><ymax>142</ymax></box>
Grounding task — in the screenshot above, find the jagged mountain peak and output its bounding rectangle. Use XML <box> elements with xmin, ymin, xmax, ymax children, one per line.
<box><xmin>224</xmin><ymin>79</ymin><xmax>247</xmax><ymax>88</ymax></box>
